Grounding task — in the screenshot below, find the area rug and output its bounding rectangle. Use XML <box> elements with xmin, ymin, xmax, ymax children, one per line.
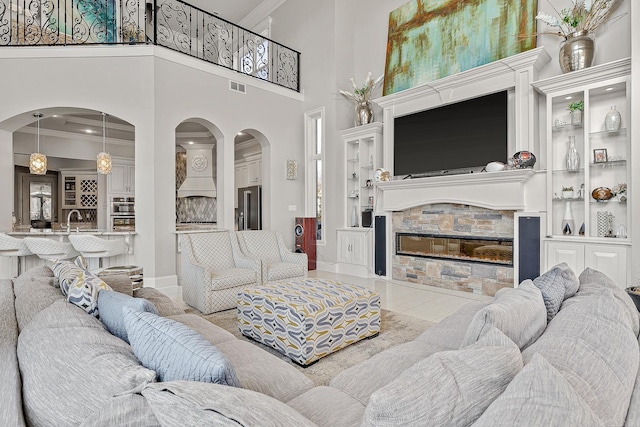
<box><xmin>186</xmin><ymin>307</ymin><xmax>434</xmax><ymax>386</ymax></box>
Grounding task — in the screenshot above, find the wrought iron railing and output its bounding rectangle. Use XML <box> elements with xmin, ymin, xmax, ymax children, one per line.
<box><xmin>0</xmin><ymin>0</ymin><xmax>300</xmax><ymax>91</ymax></box>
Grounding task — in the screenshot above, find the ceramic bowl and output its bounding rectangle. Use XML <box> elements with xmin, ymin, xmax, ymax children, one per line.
<box><xmin>591</xmin><ymin>187</ymin><xmax>613</xmax><ymax>202</ymax></box>
<box><xmin>485</xmin><ymin>161</ymin><xmax>505</xmax><ymax>172</ymax></box>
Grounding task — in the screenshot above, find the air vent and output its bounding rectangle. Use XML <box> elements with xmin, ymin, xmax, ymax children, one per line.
<box><xmin>229</xmin><ymin>81</ymin><xmax>246</xmax><ymax>94</ymax></box>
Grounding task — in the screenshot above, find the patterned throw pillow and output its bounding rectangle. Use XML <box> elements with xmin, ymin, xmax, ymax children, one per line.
<box><xmin>51</xmin><ymin>256</ymin><xmax>88</xmax><ymax>296</ymax></box>
<box><xmin>67</xmin><ymin>269</ymin><xmax>112</xmax><ymax>317</ymax></box>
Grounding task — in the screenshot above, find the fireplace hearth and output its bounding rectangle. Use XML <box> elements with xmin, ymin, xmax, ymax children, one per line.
<box><xmin>396</xmin><ymin>233</ymin><xmax>513</xmax><ymax>266</ymax></box>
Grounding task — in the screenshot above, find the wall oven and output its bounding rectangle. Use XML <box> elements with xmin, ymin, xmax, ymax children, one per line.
<box><xmin>111</xmin><ymin>197</ymin><xmax>135</xmax><ymax>231</ymax></box>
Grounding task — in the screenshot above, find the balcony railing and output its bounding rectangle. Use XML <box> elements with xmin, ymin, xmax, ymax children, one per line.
<box><xmin>0</xmin><ymin>0</ymin><xmax>300</xmax><ymax>91</ymax></box>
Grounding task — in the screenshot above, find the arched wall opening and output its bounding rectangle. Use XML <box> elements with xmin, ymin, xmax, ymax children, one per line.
<box><xmin>234</xmin><ymin>129</ymin><xmax>271</xmax><ymax>230</ymax></box>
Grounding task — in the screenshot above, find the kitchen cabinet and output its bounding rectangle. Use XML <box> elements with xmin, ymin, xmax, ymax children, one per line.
<box><xmin>60</xmin><ymin>172</ymin><xmax>98</xmax><ymax>210</ymax></box>
<box><xmin>234</xmin><ymin>157</ymin><xmax>261</xmax><ymax>208</ymax></box>
<box><xmin>234</xmin><ymin>164</ymin><xmax>248</xmax><ymax>208</ymax></box>
<box><xmin>247</xmin><ymin>159</ymin><xmax>262</xmax><ymax>185</ymax></box>
<box><xmin>109</xmin><ymin>162</ymin><xmax>135</xmax><ymax>195</ymax></box>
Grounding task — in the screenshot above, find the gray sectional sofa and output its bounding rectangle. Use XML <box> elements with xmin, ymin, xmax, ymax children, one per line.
<box><xmin>2</xmin><ymin>264</ymin><xmax>640</xmax><ymax>426</ymax></box>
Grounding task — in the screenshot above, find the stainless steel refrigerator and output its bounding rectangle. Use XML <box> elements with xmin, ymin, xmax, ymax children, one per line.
<box><xmin>237</xmin><ymin>185</ymin><xmax>262</xmax><ymax>230</ymax></box>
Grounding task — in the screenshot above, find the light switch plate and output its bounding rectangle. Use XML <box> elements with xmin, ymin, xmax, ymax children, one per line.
<box><xmin>288</xmin><ymin>205</ymin><xmax>297</xmax><ymax>212</ymax></box>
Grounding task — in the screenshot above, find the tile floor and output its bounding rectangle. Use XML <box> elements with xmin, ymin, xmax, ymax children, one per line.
<box><xmin>173</xmin><ymin>271</ymin><xmax>494</xmax><ymax>324</ymax></box>
<box><xmin>307</xmin><ymin>270</ymin><xmax>493</xmax><ymax>323</ymax></box>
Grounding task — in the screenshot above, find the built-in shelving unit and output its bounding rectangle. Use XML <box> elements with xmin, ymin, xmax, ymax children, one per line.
<box><xmin>532</xmin><ymin>58</ymin><xmax>631</xmax><ymax>286</ymax></box>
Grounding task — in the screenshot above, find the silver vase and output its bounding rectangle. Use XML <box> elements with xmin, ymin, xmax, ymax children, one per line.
<box><xmin>559</xmin><ymin>31</ymin><xmax>594</xmax><ymax>73</ymax></box>
<box><xmin>605</xmin><ymin>106</ymin><xmax>621</xmax><ymax>131</ymax></box>
<box><xmin>354</xmin><ymin>101</ymin><xmax>374</xmax><ymax>126</ymax></box>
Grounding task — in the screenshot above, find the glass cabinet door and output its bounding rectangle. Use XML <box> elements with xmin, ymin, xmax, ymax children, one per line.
<box><xmin>548</xmin><ymin>78</ymin><xmax>629</xmax><ymax>240</ymax></box>
<box><xmin>586</xmin><ymin>81</ymin><xmax>629</xmax><ymax>239</ymax></box>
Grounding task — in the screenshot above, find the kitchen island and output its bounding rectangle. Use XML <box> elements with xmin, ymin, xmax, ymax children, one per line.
<box><xmin>1</xmin><ymin>230</ymin><xmax>137</xmax><ymax>278</ymax></box>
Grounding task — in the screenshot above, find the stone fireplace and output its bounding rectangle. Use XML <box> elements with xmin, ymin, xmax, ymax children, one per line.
<box><xmin>392</xmin><ymin>204</ymin><xmax>514</xmax><ymax>296</ymax></box>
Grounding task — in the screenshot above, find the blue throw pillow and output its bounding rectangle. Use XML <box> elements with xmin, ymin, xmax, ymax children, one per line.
<box><xmin>533</xmin><ymin>262</ymin><xmax>579</xmax><ymax>321</ymax></box>
<box><xmin>98</xmin><ymin>290</ymin><xmax>158</xmax><ymax>343</ymax></box>
<box><xmin>123</xmin><ymin>307</ymin><xmax>240</xmax><ymax>387</ymax></box>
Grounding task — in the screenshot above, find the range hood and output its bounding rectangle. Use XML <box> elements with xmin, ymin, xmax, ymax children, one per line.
<box><xmin>177</xmin><ymin>143</ymin><xmax>217</xmax><ymax>198</ymax></box>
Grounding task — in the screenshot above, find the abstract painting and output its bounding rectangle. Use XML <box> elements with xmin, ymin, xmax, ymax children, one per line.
<box><xmin>383</xmin><ymin>0</ymin><xmax>538</xmax><ymax>95</ymax></box>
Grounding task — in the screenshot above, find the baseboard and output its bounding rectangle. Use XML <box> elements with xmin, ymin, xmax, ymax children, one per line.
<box><xmin>144</xmin><ymin>275</ymin><xmax>179</xmax><ymax>298</ymax></box>
<box><xmin>336</xmin><ymin>263</ymin><xmax>370</xmax><ymax>278</ymax></box>
<box><xmin>316</xmin><ymin>261</ymin><xmax>337</xmax><ymax>273</ymax></box>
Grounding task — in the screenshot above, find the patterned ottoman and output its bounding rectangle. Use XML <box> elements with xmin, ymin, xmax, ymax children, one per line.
<box><xmin>238</xmin><ymin>278</ymin><xmax>381</xmax><ymax>366</ymax></box>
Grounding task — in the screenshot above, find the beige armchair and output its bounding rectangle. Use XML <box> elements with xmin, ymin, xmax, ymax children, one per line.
<box><xmin>180</xmin><ymin>232</ymin><xmax>261</xmax><ymax>314</ymax></box>
<box><xmin>234</xmin><ymin>230</ymin><xmax>307</xmax><ymax>285</ymax></box>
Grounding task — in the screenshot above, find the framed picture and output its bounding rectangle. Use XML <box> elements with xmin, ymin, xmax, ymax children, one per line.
<box><xmin>593</xmin><ymin>148</ymin><xmax>608</xmax><ymax>163</ymax></box>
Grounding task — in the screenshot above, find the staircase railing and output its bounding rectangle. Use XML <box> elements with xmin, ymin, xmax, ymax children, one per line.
<box><xmin>0</xmin><ymin>0</ymin><xmax>300</xmax><ymax>91</ymax></box>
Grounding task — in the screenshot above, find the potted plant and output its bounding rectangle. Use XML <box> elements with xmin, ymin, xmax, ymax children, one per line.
<box><xmin>562</xmin><ymin>186</ymin><xmax>574</xmax><ymax>198</ymax></box>
<box><xmin>536</xmin><ymin>0</ymin><xmax>624</xmax><ymax>73</ymax></box>
<box><xmin>339</xmin><ymin>73</ymin><xmax>384</xmax><ymax>127</ymax></box>
<box><xmin>568</xmin><ymin>100</ymin><xmax>584</xmax><ymax>125</ymax></box>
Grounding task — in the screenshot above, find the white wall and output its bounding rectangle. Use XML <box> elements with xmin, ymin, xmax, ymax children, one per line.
<box><xmin>271</xmin><ymin>1</ymin><xmax>355</xmax><ymax>267</ymax></box>
<box><xmin>0</xmin><ymin>46</ymin><xmax>306</xmax><ymax>287</ymax></box>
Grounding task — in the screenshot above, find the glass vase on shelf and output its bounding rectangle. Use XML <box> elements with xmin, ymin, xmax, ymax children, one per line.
<box><xmin>351</xmin><ymin>205</ymin><xmax>359</xmax><ymax>227</ymax></box>
<box><xmin>565</xmin><ymin>136</ymin><xmax>580</xmax><ymax>171</ymax></box>
<box><xmin>605</xmin><ymin>106</ymin><xmax>621</xmax><ymax>131</ymax></box>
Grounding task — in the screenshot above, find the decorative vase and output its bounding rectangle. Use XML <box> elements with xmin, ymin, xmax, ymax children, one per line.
<box><xmin>605</xmin><ymin>106</ymin><xmax>621</xmax><ymax>131</ymax></box>
<box><xmin>565</xmin><ymin>136</ymin><xmax>580</xmax><ymax>171</ymax></box>
<box><xmin>351</xmin><ymin>205</ymin><xmax>359</xmax><ymax>227</ymax></box>
<box><xmin>570</xmin><ymin>110</ymin><xmax>582</xmax><ymax>125</ymax></box>
<box><xmin>354</xmin><ymin>101</ymin><xmax>374</xmax><ymax>126</ymax></box>
<box><xmin>559</xmin><ymin>31</ymin><xmax>595</xmax><ymax>73</ymax></box>
<box><xmin>596</xmin><ymin>211</ymin><xmax>613</xmax><ymax>237</ymax></box>
<box><xmin>562</xmin><ymin>202</ymin><xmax>574</xmax><ymax>235</ymax></box>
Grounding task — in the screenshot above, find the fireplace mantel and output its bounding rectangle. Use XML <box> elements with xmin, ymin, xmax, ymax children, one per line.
<box><xmin>375</xmin><ymin>169</ymin><xmax>537</xmax><ymax>211</ymax></box>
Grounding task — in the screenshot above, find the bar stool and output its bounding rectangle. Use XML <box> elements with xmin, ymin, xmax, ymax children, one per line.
<box><xmin>0</xmin><ymin>233</ymin><xmax>33</xmax><ymax>276</ymax></box>
<box><xmin>68</xmin><ymin>235</ymin><xmax>127</xmax><ymax>270</ymax></box>
<box><xmin>23</xmin><ymin>237</ymin><xmax>80</xmax><ymax>261</ymax></box>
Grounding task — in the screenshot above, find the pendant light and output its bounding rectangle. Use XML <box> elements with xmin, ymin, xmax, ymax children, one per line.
<box><xmin>29</xmin><ymin>113</ymin><xmax>47</xmax><ymax>175</ymax></box>
<box><xmin>97</xmin><ymin>112</ymin><xmax>112</xmax><ymax>174</ymax></box>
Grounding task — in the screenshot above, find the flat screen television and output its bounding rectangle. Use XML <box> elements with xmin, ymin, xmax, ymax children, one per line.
<box><xmin>393</xmin><ymin>91</ymin><xmax>508</xmax><ymax>178</ymax></box>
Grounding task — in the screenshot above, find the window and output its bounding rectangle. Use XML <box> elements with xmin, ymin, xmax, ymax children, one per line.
<box><xmin>305</xmin><ymin>107</ymin><xmax>325</xmax><ymax>243</ymax></box>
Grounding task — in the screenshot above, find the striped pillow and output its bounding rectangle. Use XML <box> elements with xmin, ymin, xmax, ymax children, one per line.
<box><xmin>51</xmin><ymin>256</ymin><xmax>88</xmax><ymax>296</ymax></box>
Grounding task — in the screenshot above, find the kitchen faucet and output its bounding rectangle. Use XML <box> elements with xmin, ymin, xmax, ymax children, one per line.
<box><xmin>66</xmin><ymin>210</ymin><xmax>82</xmax><ymax>233</ymax></box>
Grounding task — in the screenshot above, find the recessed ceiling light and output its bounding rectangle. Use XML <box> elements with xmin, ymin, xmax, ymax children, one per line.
<box><xmin>237</xmin><ymin>132</ymin><xmax>244</xmax><ymax>136</ymax></box>
<box><xmin>52</xmin><ymin>115</ymin><xmax>60</xmax><ymax>118</ymax></box>
<box><xmin>85</xmin><ymin>129</ymin><xmax>94</xmax><ymax>133</ymax></box>
<box><xmin>188</xmin><ymin>141</ymin><xmax>194</xmax><ymax>145</ymax></box>
<box><xmin>565</xmin><ymin>96</ymin><xmax>572</xmax><ymax>100</ymax></box>
<box><xmin>605</xmin><ymin>87</ymin><xmax>614</xmax><ymax>91</ymax></box>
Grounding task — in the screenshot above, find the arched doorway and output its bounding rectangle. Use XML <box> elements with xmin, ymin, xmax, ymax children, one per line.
<box><xmin>233</xmin><ymin>129</ymin><xmax>270</xmax><ymax>230</ymax></box>
<box><xmin>175</xmin><ymin>119</ymin><xmax>220</xmax><ymax>228</ymax></box>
